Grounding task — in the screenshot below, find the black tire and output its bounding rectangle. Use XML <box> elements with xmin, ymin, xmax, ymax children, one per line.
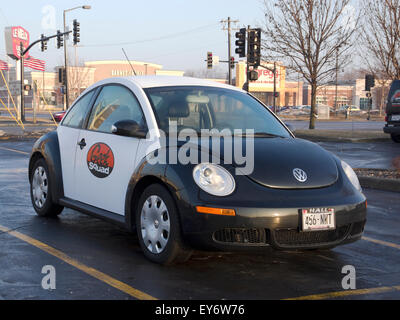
<box><xmin>30</xmin><ymin>158</ymin><xmax>64</xmax><ymax>217</ymax></box>
<box><xmin>391</xmin><ymin>134</ymin><xmax>400</xmax><ymax>143</ymax></box>
<box><xmin>136</xmin><ymin>184</ymin><xmax>192</xmax><ymax>265</ymax></box>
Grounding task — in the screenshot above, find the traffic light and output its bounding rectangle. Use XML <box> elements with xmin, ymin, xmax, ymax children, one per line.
<box><xmin>235</xmin><ymin>28</ymin><xmax>246</xmax><ymax>58</ymax></box>
<box><xmin>57</xmin><ymin>30</ymin><xmax>64</xmax><ymax>49</ymax></box>
<box><xmin>248</xmin><ymin>70</ymin><xmax>259</xmax><ymax>81</ymax></box>
<box><xmin>41</xmin><ymin>34</ymin><xmax>48</xmax><ymax>52</ymax></box>
<box><xmin>207</xmin><ymin>52</ymin><xmax>213</xmax><ymax>69</ymax></box>
<box><xmin>73</xmin><ymin>20</ymin><xmax>80</xmax><ymax>45</ymax></box>
<box><xmin>365</xmin><ymin>74</ymin><xmax>375</xmax><ymax>91</ymax></box>
<box><xmin>230</xmin><ymin>57</ymin><xmax>235</xmax><ymax>69</ymax></box>
<box><xmin>58</xmin><ymin>68</ymin><xmax>67</xmax><ymax>85</ymax></box>
<box><xmin>248</xmin><ymin>28</ymin><xmax>261</xmax><ymax>68</ymax></box>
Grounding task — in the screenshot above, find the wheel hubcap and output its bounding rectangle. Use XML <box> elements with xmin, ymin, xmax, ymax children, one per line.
<box><xmin>140</xmin><ymin>195</ymin><xmax>170</xmax><ymax>254</ymax></box>
<box><xmin>32</xmin><ymin>166</ymin><xmax>48</xmax><ymax>209</ymax></box>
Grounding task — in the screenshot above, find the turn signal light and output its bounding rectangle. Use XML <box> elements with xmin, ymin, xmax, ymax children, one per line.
<box><xmin>196</xmin><ymin>206</ymin><xmax>236</xmax><ymax>216</ymax></box>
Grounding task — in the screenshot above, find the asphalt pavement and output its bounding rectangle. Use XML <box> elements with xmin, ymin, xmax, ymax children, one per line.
<box><xmin>0</xmin><ymin>139</ymin><xmax>399</xmax><ymax>300</ymax></box>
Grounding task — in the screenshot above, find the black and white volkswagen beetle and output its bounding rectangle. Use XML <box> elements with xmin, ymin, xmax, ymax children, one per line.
<box><xmin>29</xmin><ymin>76</ymin><xmax>367</xmax><ymax>265</ymax></box>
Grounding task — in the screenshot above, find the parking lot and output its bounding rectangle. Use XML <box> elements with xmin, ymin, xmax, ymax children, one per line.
<box><xmin>0</xmin><ymin>139</ymin><xmax>400</xmax><ymax>300</ymax></box>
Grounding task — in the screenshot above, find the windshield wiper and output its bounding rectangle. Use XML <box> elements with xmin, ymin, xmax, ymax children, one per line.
<box><xmin>234</xmin><ymin>132</ymin><xmax>285</xmax><ymax>138</ymax></box>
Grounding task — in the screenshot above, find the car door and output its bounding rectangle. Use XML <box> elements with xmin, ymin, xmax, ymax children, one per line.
<box><xmin>58</xmin><ymin>89</ymin><xmax>98</xmax><ymax>200</ymax></box>
<box><xmin>73</xmin><ymin>84</ymin><xmax>148</xmax><ymax>215</ymax></box>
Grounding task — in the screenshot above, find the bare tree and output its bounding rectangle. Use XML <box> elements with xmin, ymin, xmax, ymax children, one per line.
<box><xmin>262</xmin><ymin>0</ymin><xmax>359</xmax><ymax>129</ymax></box>
<box><xmin>362</xmin><ymin>0</ymin><xmax>400</xmax><ymax>81</ymax></box>
<box><xmin>361</xmin><ymin>0</ymin><xmax>400</xmax><ymax>115</ymax></box>
<box><xmin>67</xmin><ymin>66</ymin><xmax>93</xmax><ymax>102</ymax></box>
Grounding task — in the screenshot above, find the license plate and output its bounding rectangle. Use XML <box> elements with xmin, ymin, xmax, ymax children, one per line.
<box><xmin>302</xmin><ymin>208</ymin><xmax>335</xmax><ymax>232</ymax></box>
<box><xmin>391</xmin><ymin>115</ymin><xmax>400</xmax><ymax>121</ymax></box>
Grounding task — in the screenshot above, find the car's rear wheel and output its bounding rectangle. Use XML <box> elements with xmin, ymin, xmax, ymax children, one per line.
<box><xmin>391</xmin><ymin>134</ymin><xmax>400</xmax><ymax>143</ymax></box>
<box><xmin>136</xmin><ymin>184</ymin><xmax>192</xmax><ymax>265</ymax></box>
<box><xmin>30</xmin><ymin>158</ymin><xmax>64</xmax><ymax>217</ymax></box>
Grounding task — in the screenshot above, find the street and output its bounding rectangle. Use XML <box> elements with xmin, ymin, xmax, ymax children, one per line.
<box><xmin>0</xmin><ymin>139</ymin><xmax>399</xmax><ymax>300</ymax></box>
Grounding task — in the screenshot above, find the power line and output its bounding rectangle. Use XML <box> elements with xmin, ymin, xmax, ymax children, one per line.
<box><xmin>82</xmin><ymin>23</ymin><xmax>219</xmax><ymax>48</ymax></box>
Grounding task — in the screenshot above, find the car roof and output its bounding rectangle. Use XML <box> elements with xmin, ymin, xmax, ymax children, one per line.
<box><xmin>120</xmin><ymin>75</ymin><xmax>244</xmax><ymax>92</ymax></box>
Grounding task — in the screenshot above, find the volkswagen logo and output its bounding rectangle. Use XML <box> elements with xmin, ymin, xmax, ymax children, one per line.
<box><xmin>293</xmin><ymin>168</ymin><xmax>308</xmax><ymax>183</ymax></box>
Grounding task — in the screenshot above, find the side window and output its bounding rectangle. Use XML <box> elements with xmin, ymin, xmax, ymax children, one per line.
<box><xmin>87</xmin><ymin>85</ymin><xmax>146</xmax><ymax>134</ymax></box>
<box><xmin>62</xmin><ymin>90</ymin><xmax>95</xmax><ymax>128</ymax></box>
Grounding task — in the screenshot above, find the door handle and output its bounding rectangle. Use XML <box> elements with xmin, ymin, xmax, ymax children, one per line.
<box><xmin>78</xmin><ymin>138</ymin><xmax>87</xmax><ymax>150</ymax></box>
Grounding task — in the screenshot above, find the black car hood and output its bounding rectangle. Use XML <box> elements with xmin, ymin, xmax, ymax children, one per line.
<box><xmin>172</xmin><ymin>136</ymin><xmax>339</xmax><ymax>190</ymax></box>
<box><xmin>239</xmin><ymin>138</ymin><xmax>339</xmax><ymax>189</ymax></box>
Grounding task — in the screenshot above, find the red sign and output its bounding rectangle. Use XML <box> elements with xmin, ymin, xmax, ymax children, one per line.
<box><xmin>87</xmin><ymin>143</ymin><xmax>115</xmax><ymax>178</ymax></box>
<box><xmin>5</xmin><ymin>26</ymin><xmax>30</xmax><ymax>60</ymax></box>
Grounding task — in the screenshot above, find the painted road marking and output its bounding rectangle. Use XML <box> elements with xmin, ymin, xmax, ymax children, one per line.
<box><xmin>0</xmin><ymin>146</ymin><xmax>30</xmax><ymax>155</ymax></box>
<box><xmin>363</xmin><ymin>236</ymin><xmax>400</xmax><ymax>250</ymax></box>
<box><xmin>0</xmin><ymin>224</ymin><xmax>157</xmax><ymax>300</ymax></box>
<box><xmin>285</xmin><ymin>285</ymin><xmax>400</xmax><ymax>300</ymax></box>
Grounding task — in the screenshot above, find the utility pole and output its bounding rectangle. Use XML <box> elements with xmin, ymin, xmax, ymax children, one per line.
<box><xmin>273</xmin><ymin>62</ymin><xmax>277</xmax><ymax>113</ymax></box>
<box><xmin>335</xmin><ymin>46</ymin><xmax>339</xmax><ymax>116</ymax></box>
<box><xmin>221</xmin><ymin>17</ymin><xmax>239</xmax><ymax>85</ymax></box>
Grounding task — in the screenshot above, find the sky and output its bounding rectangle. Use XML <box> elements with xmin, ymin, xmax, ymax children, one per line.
<box><xmin>0</xmin><ymin>0</ymin><xmax>266</xmax><ymax>72</ymax></box>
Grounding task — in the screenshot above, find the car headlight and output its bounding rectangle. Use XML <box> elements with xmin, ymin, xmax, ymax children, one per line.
<box><xmin>341</xmin><ymin>161</ymin><xmax>362</xmax><ymax>192</ymax></box>
<box><xmin>193</xmin><ymin>163</ymin><xmax>236</xmax><ymax>197</ymax></box>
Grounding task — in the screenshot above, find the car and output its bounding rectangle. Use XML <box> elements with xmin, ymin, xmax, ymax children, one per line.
<box><xmin>52</xmin><ymin>111</ymin><xmax>66</xmax><ymax>123</ymax></box>
<box><xmin>384</xmin><ymin>80</ymin><xmax>400</xmax><ymax>143</ymax></box>
<box><xmin>28</xmin><ymin>76</ymin><xmax>367</xmax><ymax>265</ymax></box>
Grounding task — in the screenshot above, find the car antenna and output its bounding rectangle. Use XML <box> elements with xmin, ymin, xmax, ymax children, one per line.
<box><xmin>122</xmin><ymin>48</ymin><xmax>137</xmax><ymax>76</ymax></box>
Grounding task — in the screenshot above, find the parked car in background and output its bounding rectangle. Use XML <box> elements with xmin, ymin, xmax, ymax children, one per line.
<box><xmin>52</xmin><ymin>111</ymin><xmax>66</xmax><ymax>123</ymax></box>
<box><xmin>384</xmin><ymin>80</ymin><xmax>400</xmax><ymax>143</ymax></box>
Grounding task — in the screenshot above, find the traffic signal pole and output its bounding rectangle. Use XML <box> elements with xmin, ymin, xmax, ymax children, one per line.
<box><xmin>20</xmin><ymin>42</ymin><xmax>25</xmax><ymax>122</ymax></box>
<box><xmin>63</xmin><ymin>11</ymin><xmax>69</xmax><ymax>110</ymax></box>
<box><xmin>227</xmin><ymin>17</ymin><xmax>232</xmax><ymax>85</ymax></box>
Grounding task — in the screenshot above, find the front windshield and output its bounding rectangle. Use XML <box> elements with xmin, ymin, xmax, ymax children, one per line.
<box><xmin>145</xmin><ymin>86</ymin><xmax>291</xmax><ymax>138</ymax></box>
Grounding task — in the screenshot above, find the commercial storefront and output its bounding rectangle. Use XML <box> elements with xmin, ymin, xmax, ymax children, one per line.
<box><xmin>235</xmin><ymin>61</ymin><xmax>286</xmax><ymax>106</ymax></box>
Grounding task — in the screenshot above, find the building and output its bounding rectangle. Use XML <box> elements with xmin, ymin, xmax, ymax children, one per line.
<box><xmin>285</xmin><ymin>81</ymin><xmax>304</xmax><ymax>106</ymax></box>
<box><xmin>235</xmin><ymin>61</ymin><xmax>286</xmax><ymax>106</ymax></box>
<box><xmin>303</xmin><ymin>84</ymin><xmax>354</xmax><ymax>109</ymax></box>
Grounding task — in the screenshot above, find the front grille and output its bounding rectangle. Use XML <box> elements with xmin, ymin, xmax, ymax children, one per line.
<box><xmin>273</xmin><ymin>225</ymin><xmax>350</xmax><ymax>248</ymax></box>
<box><xmin>213</xmin><ymin>228</ymin><xmax>267</xmax><ymax>245</ymax></box>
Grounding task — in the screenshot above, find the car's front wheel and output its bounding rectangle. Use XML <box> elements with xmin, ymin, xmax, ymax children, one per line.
<box><xmin>136</xmin><ymin>184</ymin><xmax>192</xmax><ymax>265</ymax></box>
<box><xmin>30</xmin><ymin>158</ymin><xmax>64</xmax><ymax>217</ymax></box>
<box><xmin>391</xmin><ymin>134</ymin><xmax>400</xmax><ymax>143</ymax></box>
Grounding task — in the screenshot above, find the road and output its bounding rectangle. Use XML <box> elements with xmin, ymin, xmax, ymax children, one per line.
<box><xmin>286</xmin><ymin>120</ymin><xmax>386</xmax><ymax>131</ymax></box>
<box><xmin>318</xmin><ymin>141</ymin><xmax>400</xmax><ymax>170</ymax></box>
<box><xmin>0</xmin><ymin>140</ymin><xmax>399</xmax><ymax>300</ymax></box>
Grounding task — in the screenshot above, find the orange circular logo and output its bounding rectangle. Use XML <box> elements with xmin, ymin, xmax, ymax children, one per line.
<box><xmin>87</xmin><ymin>143</ymin><xmax>114</xmax><ymax>178</ymax></box>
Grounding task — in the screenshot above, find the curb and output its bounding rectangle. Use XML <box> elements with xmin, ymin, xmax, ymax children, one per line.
<box><xmin>358</xmin><ymin>176</ymin><xmax>400</xmax><ymax>193</ymax></box>
<box><xmin>295</xmin><ymin>134</ymin><xmax>389</xmax><ymax>143</ymax></box>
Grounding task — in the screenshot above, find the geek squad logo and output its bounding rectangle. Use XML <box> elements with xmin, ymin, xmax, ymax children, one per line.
<box><xmin>87</xmin><ymin>143</ymin><xmax>114</xmax><ymax>178</ymax></box>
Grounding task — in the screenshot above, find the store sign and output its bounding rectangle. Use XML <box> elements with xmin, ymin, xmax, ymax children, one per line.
<box><xmin>249</xmin><ymin>64</ymin><xmax>281</xmax><ymax>89</ymax></box>
<box><xmin>4</xmin><ymin>26</ymin><xmax>30</xmax><ymax>60</ymax></box>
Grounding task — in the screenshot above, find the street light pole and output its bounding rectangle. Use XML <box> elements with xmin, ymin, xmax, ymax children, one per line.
<box><xmin>63</xmin><ymin>5</ymin><xmax>91</xmax><ymax>110</ymax></box>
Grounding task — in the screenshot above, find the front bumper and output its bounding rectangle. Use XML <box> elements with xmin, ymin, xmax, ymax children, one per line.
<box><xmin>384</xmin><ymin>124</ymin><xmax>400</xmax><ymax>134</ymax></box>
<box><xmin>181</xmin><ymin>201</ymin><xmax>367</xmax><ymax>251</ymax></box>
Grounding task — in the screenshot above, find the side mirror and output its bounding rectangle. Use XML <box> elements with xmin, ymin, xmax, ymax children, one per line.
<box><xmin>112</xmin><ymin>120</ymin><xmax>147</xmax><ymax>139</ymax></box>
